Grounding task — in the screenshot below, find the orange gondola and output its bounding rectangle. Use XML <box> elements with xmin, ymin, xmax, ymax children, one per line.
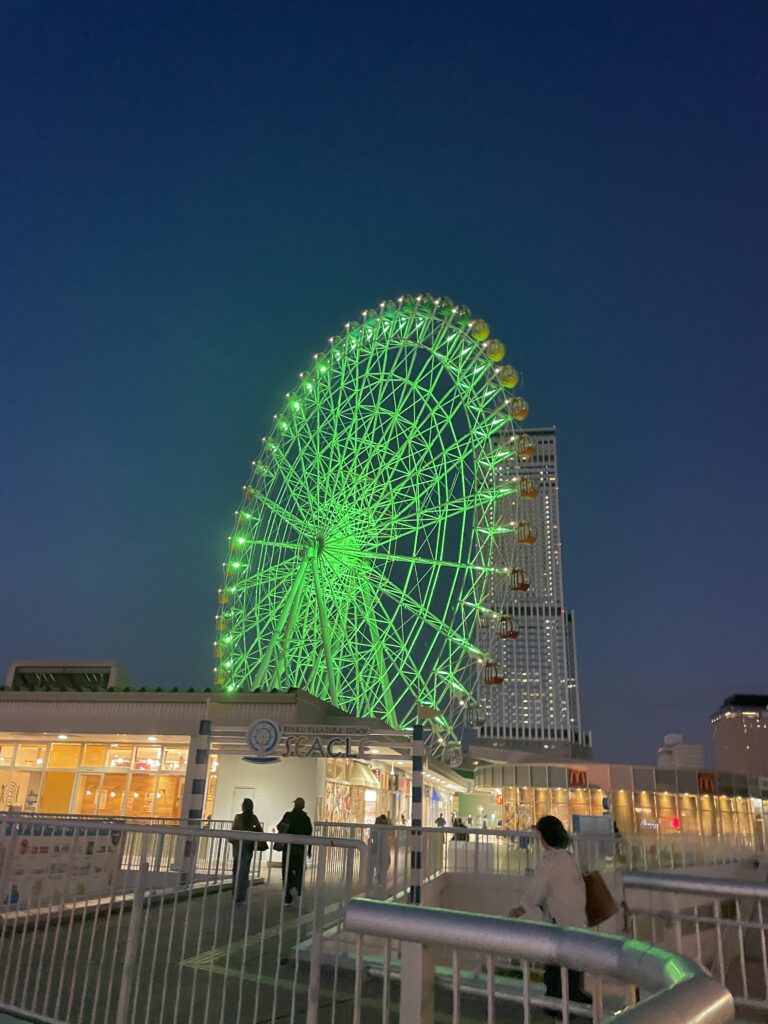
<box><xmin>508</xmin><ymin>396</ymin><xmax>529</xmax><ymax>422</ymax></box>
<box><xmin>484</xmin><ymin>661</ymin><xmax>504</xmax><ymax>686</ymax></box>
<box><xmin>516</xmin><ymin>434</ymin><xmax>536</xmax><ymax>460</ymax></box>
<box><xmin>509</xmin><ymin>568</ymin><xmax>531</xmax><ymax>591</ymax></box>
<box><xmin>498</xmin><ymin>616</ymin><xmax>520</xmax><ymax>640</ymax></box>
<box><xmin>519</xmin><ymin>478</ymin><xmax>539</xmax><ymax>499</ymax></box>
<box><xmin>516</xmin><ymin>523</ymin><xmax>537</xmax><ymax>544</ymax></box>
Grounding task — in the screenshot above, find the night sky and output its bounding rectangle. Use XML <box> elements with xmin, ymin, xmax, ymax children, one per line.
<box><xmin>2</xmin><ymin>3</ymin><xmax>767</xmax><ymax>765</ymax></box>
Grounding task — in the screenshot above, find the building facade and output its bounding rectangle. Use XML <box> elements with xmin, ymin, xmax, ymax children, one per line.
<box><xmin>712</xmin><ymin>694</ymin><xmax>768</xmax><ymax>776</ymax></box>
<box><xmin>478</xmin><ymin>427</ymin><xmax>590</xmax><ymax>754</ymax></box>
<box><xmin>0</xmin><ymin>667</ymin><xmax>465</xmax><ymax>829</ymax></box>
<box><xmin>656</xmin><ymin>732</ymin><xmax>705</xmax><ymax>771</ymax></box>
<box><xmin>471</xmin><ymin>758</ymin><xmax>766</xmax><ymax>847</ymax></box>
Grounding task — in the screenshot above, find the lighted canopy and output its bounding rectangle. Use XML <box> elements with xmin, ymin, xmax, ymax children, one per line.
<box><xmin>214</xmin><ymin>295</ymin><xmax>534</xmax><ymax>740</ymax></box>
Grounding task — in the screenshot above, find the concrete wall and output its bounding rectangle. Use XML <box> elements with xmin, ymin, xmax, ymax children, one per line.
<box><xmin>211</xmin><ymin>753</ymin><xmax>325</xmax><ymax>833</ymax></box>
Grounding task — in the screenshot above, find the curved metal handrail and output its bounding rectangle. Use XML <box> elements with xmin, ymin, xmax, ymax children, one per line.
<box><xmin>344</xmin><ymin>898</ymin><xmax>734</xmax><ymax>1023</ymax></box>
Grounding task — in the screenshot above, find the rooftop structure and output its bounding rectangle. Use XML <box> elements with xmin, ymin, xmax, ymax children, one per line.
<box><xmin>712</xmin><ymin>693</ymin><xmax>768</xmax><ymax>777</ymax></box>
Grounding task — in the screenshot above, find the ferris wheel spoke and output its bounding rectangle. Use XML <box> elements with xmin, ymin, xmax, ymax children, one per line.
<box><xmin>355</xmin><ymin>578</ymin><xmax>397</xmax><ymax>721</ymax></box>
<box><xmin>243</xmin><ymin>537</ymin><xmax>305</xmax><ymax>553</ymax></box>
<box><xmin>373</xmin><ymin>551</ymin><xmax>497</xmax><ymax>576</ymax></box>
<box><xmin>250</xmin><ymin>490</ymin><xmax>308</xmax><ymax>538</ymax></box>
<box><xmin>366</xmin><ymin>564</ymin><xmax>480</xmax><ymax>654</ymax></box>
<box><xmin>250</xmin><ymin>555</ymin><xmax>311</xmax><ymax>691</ymax></box>
<box><xmin>329</xmin><ymin>342</ymin><xmax>438</xmax><ymax>485</ymax></box>
<box><xmin>372</xmin><ymin>496</ymin><xmax>485</xmax><ymax>547</ymax></box>
<box><xmin>365</xmin><ymin>403</ymin><xmax>470</xmax><ymax>517</ymax></box>
<box><xmin>364</xmin><ymin>584</ymin><xmax>446</xmax><ymax>699</ymax></box>
<box><xmin>359</xmin><ymin>594</ymin><xmax>425</xmax><ymax>697</ymax></box>
<box><xmin>311</xmin><ymin>554</ymin><xmax>337</xmax><ymax>704</ymax></box>
<box><xmin>264</xmin><ymin>441</ymin><xmax>322</xmax><ymax>515</ymax></box>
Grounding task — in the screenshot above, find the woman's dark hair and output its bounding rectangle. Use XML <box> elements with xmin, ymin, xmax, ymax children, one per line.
<box><xmin>535</xmin><ymin>815</ymin><xmax>570</xmax><ymax>849</ymax></box>
<box><xmin>241</xmin><ymin>798</ymin><xmax>256</xmax><ymax>828</ymax></box>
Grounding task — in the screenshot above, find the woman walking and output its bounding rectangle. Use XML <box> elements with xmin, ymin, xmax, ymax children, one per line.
<box><xmin>230</xmin><ymin>797</ymin><xmax>262</xmax><ymax>904</ymax></box>
<box><xmin>509</xmin><ymin>815</ymin><xmax>592</xmax><ymax>1014</ymax></box>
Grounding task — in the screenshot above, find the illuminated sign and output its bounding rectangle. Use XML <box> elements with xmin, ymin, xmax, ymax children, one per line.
<box><xmin>698</xmin><ymin>772</ymin><xmax>715</xmax><ymax>795</ymax></box>
<box><xmin>244</xmin><ymin>720</ymin><xmax>371</xmax><ymax>763</ymax></box>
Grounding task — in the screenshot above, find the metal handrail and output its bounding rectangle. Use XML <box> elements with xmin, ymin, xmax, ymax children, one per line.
<box><xmin>0</xmin><ymin>812</ymin><xmax>367</xmax><ymax>850</ymax></box>
<box><xmin>624</xmin><ymin>870</ymin><xmax>768</xmax><ymax>899</ymax></box>
<box><xmin>344</xmin><ymin>898</ymin><xmax>735</xmax><ymax>1023</ymax></box>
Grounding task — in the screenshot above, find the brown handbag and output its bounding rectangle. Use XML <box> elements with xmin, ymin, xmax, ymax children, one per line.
<box><xmin>583</xmin><ymin>870</ymin><xmax>618</xmax><ymax>927</ymax></box>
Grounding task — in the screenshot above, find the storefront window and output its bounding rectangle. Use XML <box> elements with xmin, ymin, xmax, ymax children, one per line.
<box><xmin>39</xmin><ymin>771</ymin><xmax>76</xmax><ymax>814</ymax></box>
<box><xmin>126</xmin><ymin>774</ymin><xmax>157</xmax><ymax>816</ymax></box>
<box><xmin>10</xmin><ymin>770</ymin><xmax>42</xmax><ymax>810</ymax></box>
<box><xmin>102</xmin><ymin>775</ymin><xmax>128</xmax><ymax>815</ymax></box>
<box><xmin>569</xmin><ymin>787</ymin><xmax>590</xmax><ymax>821</ymax></box>
<box><xmin>16</xmin><ymin>745</ymin><xmax>47</xmax><ymax>768</ymax></box>
<box><xmin>678</xmin><ymin>793</ymin><xmax>698</xmax><ymax>835</ymax></box>
<box><xmin>48</xmin><ymin>743</ymin><xmax>80</xmax><ymax>769</ymax></box>
<box><xmin>634</xmin><ymin>791</ymin><xmax>657</xmax><ymax>832</ymax></box>
<box><xmin>699</xmin><ymin>794</ymin><xmax>716</xmax><ymax>837</ymax></box>
<box><xmin>516</xmin><ymin>787</ymin><xmax>535</xmax><ymax>831</ymax></box>
<box><xmin>75</xmin><ymin>774</ymin><xmax>102</xmax><ymax>816</ymax></box>
<box><xmin>717</xmin><ymin>795</ymin><xmax>735</xmax><ymax>836</ymax></box>
<box><xmin>0</xmin><ymin>737</ymin><xmax>189</xmax><ymax>819</ymax></box>
<box><xmin>81</xmin><ymin>744</ymin><xmax>108</xmax><ymax>768</ymax></box>
<box><xmin>106</xmin><ymin>746</ymin><xmax>133</xmax><ymax>769</ymax></box>
<box><xmin>134</xmin><ymin>746</ymin><xmax>162</xmax><ymax>771</ymax></box>
<box><xmin>155</xmin><ymin>776</ymin><xmax>184</xmax><ymax>818</ymax></box>
<box><xmin>162</xmin><ymin>747</ymin><xmax>188</xmax><ymax>772</ymax></box>
<box><xmin>589</xmin><ymin>788</ymin><xmax>607</xmax><ymax>817</ymax></box>
<box><xmin>0</xmin><ymin>769</ymin><xmax>12</xmax><ymax>808</ymax></box>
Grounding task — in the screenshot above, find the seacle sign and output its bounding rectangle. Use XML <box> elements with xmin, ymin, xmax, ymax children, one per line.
<box><xmin>244</xmin><ymin>719</ymin><xmax>371</xmax><ymax>763</ymax></box>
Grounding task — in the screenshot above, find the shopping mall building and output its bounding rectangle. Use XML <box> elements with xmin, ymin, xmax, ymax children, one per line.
<box><xmin>0</xmin><ymin>662</ymin><xmax>466</xmax><ymax>831</ymax></box>
<box><xmin>2</xmin><ymin>661</ymin><xmax>766</xmax><ymax>847</ymax></box>
<box><xmin>466</xmin><ymin>755</ymin><xmax>768</xmax><ymax>847</ymax></box>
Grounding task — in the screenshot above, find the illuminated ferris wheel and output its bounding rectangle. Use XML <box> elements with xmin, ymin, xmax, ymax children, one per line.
<box><xmin>214</xmin><ymin>295</ymin><xmax>537</xmax><ymax>746</ymax></box>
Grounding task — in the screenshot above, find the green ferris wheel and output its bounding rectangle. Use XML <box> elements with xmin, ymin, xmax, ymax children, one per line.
<box><xmin>214</xmin><ymin>294</ymin><xmax>535</xmax><ymax>743</ymax></box>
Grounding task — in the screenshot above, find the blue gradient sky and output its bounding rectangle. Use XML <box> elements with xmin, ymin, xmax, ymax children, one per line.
<box><xmin>2</xmin><ymin>2</ymin><xmax>766</xmax><ymax>764</ymax></box>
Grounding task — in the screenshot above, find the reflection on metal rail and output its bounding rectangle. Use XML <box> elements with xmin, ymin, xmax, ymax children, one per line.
<box><xmin>344</xmin><ymin>897</ymin><xmax>734</xmax><ymax>1023</ymax></box>
<box><xmin>624</xmin><ymin>869</ymin><xmax>768</xmax><ymax>1020</ymax></box>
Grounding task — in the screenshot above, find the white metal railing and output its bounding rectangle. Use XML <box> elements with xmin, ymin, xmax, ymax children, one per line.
<box><xmin>0</xmin><ymin>813</ymin><xmax>367</xmax><ymax>1024</ymax></box>
<box><xmin>624</xmin><ymin>869</ymin><xmax>768</xmax><ymax>1019</ymax></box>
<box><xmin>315</xmin><ymin>821</ymin><xmax>752</xmax><ymax>894</ymax></box>
<box><xmin>344</xmin><ymin>897</ymin><xmax>735</xmax><ymax>1023</ymax></box>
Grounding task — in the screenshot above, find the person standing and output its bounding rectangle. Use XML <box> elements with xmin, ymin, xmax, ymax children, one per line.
<box><xmin>509</xmin><ymin>815</ymin><xmax>591</xmax><ymax>1013</ymax></box>
<box><xmin>230</xmin><ymin>798</ymin><xmax>262</xmax><ymax>904</ymax></box>
<box><xmin>370</xmin><ymin>813</ymin><xmax>391</xmax><ymax>889</ymax></box>
<box><xmin>278</xmin><ymin>796</ymin><xmax>313</xmax><ymax>904</ymax></box>
<box><xmin>435</xmin><ymin>813</ymin><xmax>446</xmax><ymax>827</ymax></box>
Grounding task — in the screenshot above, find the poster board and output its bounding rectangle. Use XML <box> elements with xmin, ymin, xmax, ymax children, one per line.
<box><xmin>1</xmin><ymin>820</ymin><xmax>123</xmax><ymax>911</ymax></box>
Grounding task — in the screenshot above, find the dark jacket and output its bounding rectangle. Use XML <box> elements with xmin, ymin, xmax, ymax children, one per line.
<box><xmin>278</xmin><ymin>808</ymin><xmax>312</xmax><ymax>837</ymax></box>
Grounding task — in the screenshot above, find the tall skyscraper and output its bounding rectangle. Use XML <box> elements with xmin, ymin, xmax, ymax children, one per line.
<box><xmin>477</xmin><ymin>427</ymin><xmax>591</xmax><ymax>756</ymax></box>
